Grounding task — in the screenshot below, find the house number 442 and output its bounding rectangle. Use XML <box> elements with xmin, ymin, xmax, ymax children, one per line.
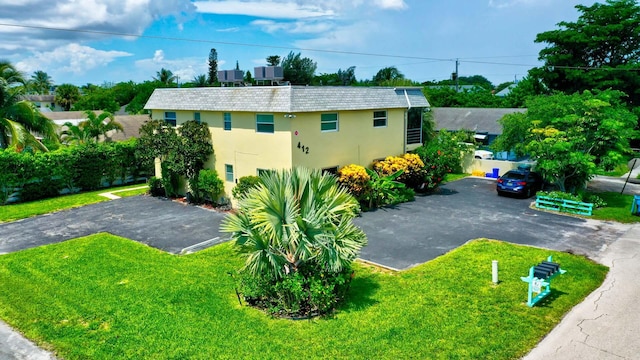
<box><xmin>297</xmin><ymin>142</ymin><xmax>309</xmax><ymax>154</ymax></box>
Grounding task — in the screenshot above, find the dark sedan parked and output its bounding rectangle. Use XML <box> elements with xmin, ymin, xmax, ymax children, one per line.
<box><xmin>496</xmin><ymin>169</ymin><xmax>543</xmax><ymax>198</ymax></box>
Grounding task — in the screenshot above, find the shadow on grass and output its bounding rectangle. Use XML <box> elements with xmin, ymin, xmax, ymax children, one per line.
<box><xmin>340</xmin><ymin>275</ymin><xmax>381</xmax><ymax>313</ymax></box>
<box><xmin>531</xmin><ymin>289</ymin><xmax>568</xmax><ymax>308</ymax></box>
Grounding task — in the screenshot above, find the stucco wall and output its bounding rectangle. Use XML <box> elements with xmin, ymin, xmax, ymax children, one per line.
<box><xmin>461</xmin><ymin>152</ymin><xmax>535</xmax><ymax>177</ymax></box>
<box><xmin>290</xmin><ymin>108</ymin><xmax>407</xmax><ymax>170</ymax></box>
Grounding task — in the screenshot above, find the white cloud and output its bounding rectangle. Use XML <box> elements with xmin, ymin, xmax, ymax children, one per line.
<box><xmin>374</xmin><ymin>0</ymin><xmax>407</xmax><ymax>10</ymax></box>
<box><xmin>250</xmin><ymin>19</ymin><xmax>333</xmax><ymax>34</ymax></box>
<box><xmin>15</xmin><ymin>43</ymin><xmax>132</xmax><ymax>74</ymax></box>
<box><xmin>194</xmin><ymin>1</ymin><xmax>334</xmax><ymax>19</ymax></box>
<box><xmin>217</xmin><ymin>27</ymin><xmax>241</xmax><ymax>32</ymax></box>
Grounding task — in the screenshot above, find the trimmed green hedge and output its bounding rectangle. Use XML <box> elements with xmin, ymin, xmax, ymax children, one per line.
<box><xmin>0</xmin><ymin>139</ymin><xmax>150</xmax><ymax>204</ymax></box>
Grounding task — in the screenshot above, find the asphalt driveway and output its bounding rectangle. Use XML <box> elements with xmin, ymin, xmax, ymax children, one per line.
<box><xmin>355</xmin><ymin>177</ymin><xmax>630</xmax><ymax>269</ymax></box>
<box><xmin>0</xmin><ymin>196</ymin><xmax>229</xmax><ymax>255</ymax></box>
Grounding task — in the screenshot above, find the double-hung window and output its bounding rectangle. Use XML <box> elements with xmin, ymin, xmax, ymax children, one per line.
<box><xmin>225</xmin><ymin>164</ymin><xmax>234</xmax><ymax>182</ymax></box>
<box><xmin>321</xmin><ymin>113</ymin><xmax>338</xmax><ymax>132</ymax></box>
<box><xmin>373</xmin><ymin>110</ymin><xmax>387</xmax><ymax>128</ymax></box>
<box><xmin>256</xmin><ymin>114</ymin><xmax>274</xmax><ymax>133</ymax></box>
<box><xmin>223</xmin><ymin>113</ymin><xmax>231</xmax><ymax>131</ymax></box>
<box><xmin>164</xmin><ymin>111</ymin><xmax>177</xmax><ymax>126</ymax></box>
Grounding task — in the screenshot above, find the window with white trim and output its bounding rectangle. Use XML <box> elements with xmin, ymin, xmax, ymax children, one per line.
<box><xmin>321</xmin><ymin>113</ymin><xmax>338</xmax><ymax>132</ymax></box>
<box><xmin>256</xmin><ymin>114</ymin><xmax>274</xmax><ymax>133</ymax></box>
<box><xmin>225</xmin><ymin>164</ymin><xmax>234</xmax><ymax>182</ymax></box>
<box><xmin>373</xmin><ymin>110</ymin><xmax>387</xmax><ymax>128</ymax></box>
<box><xmin>164</xmin><ymin>111</ymin><xmax>177</xmax><ymax>126</ymax></box>
<box><xmin>224</xmin><ymin>113</ymin><xmax>231</xmax><ymax>131</ymax></box>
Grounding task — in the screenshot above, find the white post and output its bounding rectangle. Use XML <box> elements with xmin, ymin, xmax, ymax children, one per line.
<box><xmin>492</xmin><ymin>260</ymin><xmax>499</xmax><ymax>284</ymax></box>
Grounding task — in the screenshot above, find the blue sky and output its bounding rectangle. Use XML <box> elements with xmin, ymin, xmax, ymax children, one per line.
<box><xmin>0</xmin><ymin>0</ymin><xmax>596</xmax><ymax>87</ymax></box>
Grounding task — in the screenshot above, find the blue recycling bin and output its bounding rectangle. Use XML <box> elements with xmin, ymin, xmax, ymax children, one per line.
<box><xmin>492</xmin><ymin>168</ymin><xmax>500</xmax><ymax>178</ymax></box>
<box><xmin>632</xmin><ymin>195</ymin><xmax>640</xmax><ymax>216</ymax></box>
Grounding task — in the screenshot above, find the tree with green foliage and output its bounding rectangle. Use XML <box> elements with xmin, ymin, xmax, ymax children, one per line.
<box><xmin>493</xmin><ymin>90</ymin><xmax>638</xmax><ymax>193</ymax></box>
<box><xmin>266</xmin><ymin>55</ymin><xmax>280</xmax><ymax>66</ymax></box>
<box><xmin>1</xmin><ymin>61</ymin><xmax>57</xmax><ymax>151</ymax></box>
<box><xmin>61</xmin><ymin>111</ymin><xmax>123</xmax><ymax>144</ymax></box>
<box><xmin>221</xmin><ymin>167</ymin><xmax>367</xmax><ymax>316</ymax></box>
<box><xmin>174</xmin><ymin>120</ymin><xmax>213</xmax><ymax>202</ymax></box>
<box><xmin>502</xmin><ymin>76</ymin><xmax>549</xmax><ymax>108</ymax></box>
<box><xmin>281</xmin><ymin>52</ymin><xmax>317</xmax><ymax>85</ymax></box>
<box><xmin>372</xmin><ymin>66</ymin><xmax>404</xmax><ymax>85</ymax></box>
<box><xmin>244</xmin><ymin>70</ymin><xmax>253</xmax><ymax>85</ymax></box>
<box><xmin>531</xmin><ymin>0</ymin><xmax>640</xmax><ymax>106</ymax></box>
<box><xmin>153</xmin><ymin>68</ymin><xmax>177</xmax><ymax>85</ymax></box>
<box><xmin>54</xmin><ymin>83</ymin><xmax>80</xmax><ymax>111</ymax></box>
<box><xmin>29</xmin><ymin>70</ymin><xmax>53</xmax><ymax>95</ymax></box>
<box><xmin>192</xmin><ymin>74</ymin><xmax>208</xmax><ymax>87</ymax></box>
<box><xmin>125</xmin><ymin>80</ymin><xmax>170</xmax><ymax>114</ymax></box>
<box><xmin>208</xmin><ymin>48</ymin><xmax>218</xmax><ymax>85</ymax></box>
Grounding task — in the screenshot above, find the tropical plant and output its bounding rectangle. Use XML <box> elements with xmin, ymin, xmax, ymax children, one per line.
<box><xmin>196</xmin><ymin>169</ymin><xmax>224</xmax><ymax>204</ymax></box>
<box><xmin>365</xmin><ymin>168</ymin><xmax>411</xmax><ymax>208</ymax></box>
<box><xmin>221</xmin><ymin>167</ymin><xmax>367</xmax><ymax>316</ymax></box>
<box><xmin>208</xmin><ymin>48</ymin><xmax>218</xmax><ymax>85</ymax></box>
<box><xmin>373</xmin><ymin>154</ymin><xmax>426</xmax><ymax>189</ymax></box>
<box><xmin>29</xmin><ymin>70</ymin><xmax>53</xmax><ymax>95</ymax></box>
<box><xmin>54</xmin><ymin>83</ymin><xmax>80</xmax><ymax>111</ymax></box>
<box><xmin>60</xmin><ymin>111</ymin><xmax>122</xmax><ymax>144</ymax></box>
<box><xmin>281</xmin><ymin>51</ymin><xmax>317</xmax><ymax>85</ymax></box>
<box><xmin>1</xmin><ymin>61</ymin><xmax>57</xmax><ymax>151</ymax></box>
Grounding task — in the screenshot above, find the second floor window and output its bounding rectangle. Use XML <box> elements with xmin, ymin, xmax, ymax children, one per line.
<box><xmin>321</xmin><ymin>113</ymin><xmax>338</xmax><ymax>132</ymax></box>
<box><xmin>224</xmin><ymin>113</ymin><xmax>231</xmax><ymax>131</ymax></box>
<box><xmin>256</xmin><ymin>114</ymin><xmax>274</xmax><ymax>133</ymax></box>
<box><xmin>165</xmin><ymin>111</ymin><xmax>177</xmax><ymax>126</ymax></box>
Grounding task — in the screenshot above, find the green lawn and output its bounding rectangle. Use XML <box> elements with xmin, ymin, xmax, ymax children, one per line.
<box><xmin>0</xmin><ymin>233</ymin><xmax>607</xmax><ymax>359</ymax></box>
<box><xmin>0</xmin><ymin>184</ymin><xmax>147</xmax><ymax>223</ymax></box>
<box><xmin>111</xmin><ymin>186</ymin><xmax>149</xmax><ymax>198</ymax></box>
<box><xmin>443</xmin><ymin>172</ymin><xmax>470</xmax><ymax>183</ymax></box>
<box><xmin>591</xmin><ymin>191</ymin><xmax>640</xmax><ymax>223</ymax></box>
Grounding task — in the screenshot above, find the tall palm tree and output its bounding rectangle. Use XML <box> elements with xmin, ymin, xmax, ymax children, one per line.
<box><xmin>221</xmin><ymin>167</ymin><xmax>367</xmax><ymax>279</ymax></box>
<box><xmin>29</xmin><ymin>70</ymin><xmax>53</xmax><ymax>94</ymax></box>
<box><xmin>153</xmin><ymin>68</ymin><xmax>176</xmax><ymax>85</ymax></box>
<box><xmin>0</xmin><ymin>61</ymin><xmax>57</xmax><ymax>151</ymax></box>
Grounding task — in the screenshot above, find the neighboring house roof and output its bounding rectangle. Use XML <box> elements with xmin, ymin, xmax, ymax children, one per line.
<box><xmin>22</xmin><ymin>94</ymin><xmax>55</xmax><ymax>102</ymax></box>
<box><xmin>42</xmin><ymin>111</ymin><xmax>102</xmax><ymax>125</ymax></box>
<box><xmin>106</xmin><ymin>115</ymin><xmax>149</xmax><ymax>141</ymax></box>
<box><xmin>425</xmin><ymin>85</ymin><xmax>485</xmax><ymax>93</ymax></box>
<box><xmin>144</xmin><ymin>86</ymin><xmax>429</xmax><ymax>113</ymax></box>
<box><xmin>495</xmin><ymin>84</ymin><xmax>516</xmax><ymax>97</ymax></box>
<box><xmin>433</xmin><ymin>107</ymin><xmax>525</xmax><ymax>135</ymax></box>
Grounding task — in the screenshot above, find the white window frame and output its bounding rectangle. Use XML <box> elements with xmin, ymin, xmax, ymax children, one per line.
<box><xmin>321</xmin><ymin>113</ymin><xmax>339</xmax><ymax>132</ymax></box>
<box><xmin>373</xmin><ymin>110</ymin><xmax>387</xmax><ymax>128</ymax></box>
<box><xmin>256</xmin><ymin>114</ymin><xmax>274</xmax><ymax>133</ymax></box>
<box><xmin>224</xmin><ymin>112</ymin><xmax>232</xmax><ymax>131</ymax></box>
<box><xmin>225</xmin><ymin>164</ymin><xmax>234</xmax><ymax>182</ymax></box>
<box><xmin>164</xmin><ymin>111</ymin><xmax>177</xmax><ymax>126</ymax></box>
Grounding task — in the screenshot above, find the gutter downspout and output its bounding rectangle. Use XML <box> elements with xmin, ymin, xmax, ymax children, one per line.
<box><xmin>403</xmin><ymin>89</ymin><xmax>412</xmax><ymax>153</ymax></box>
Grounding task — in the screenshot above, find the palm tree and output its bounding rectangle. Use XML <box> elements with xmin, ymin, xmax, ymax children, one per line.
<box><xmin>54</xmin><ymin>83</ymin><xmax>80</xmax><ymax>111</ymax></box>
<box><xmin>61</xmin><ymin>110</ymin><xmax>123</xmax><ymax>144</ymax></box>
<box><xmin>0</xmin><ymin>61</ymin><xmax>57</xmax><ymax>151</ymax></box>
<box><xmin>29</xmin><ymin>70</ymin><xmax>53</xmax><ymax>94</ymax></box>
<box><xmin>153</xmin><ymin>68</ymin><xmax>176</xmax><ymax>85</ymax></box>
<box><xmin>221</xmin><ymin>167</ymin><xmax>367</xmax><ymax>279</ymax></box>
<box><xmin>192</xmin><ymin>74</ymin><xmax>208</xmax><ymax>87</ymax></box>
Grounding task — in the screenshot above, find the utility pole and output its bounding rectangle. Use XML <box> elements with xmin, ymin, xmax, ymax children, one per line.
<box><xmin>455</xmin><ymin>58</ymin><xmax>459</xmax><ymax>92</ymax></box>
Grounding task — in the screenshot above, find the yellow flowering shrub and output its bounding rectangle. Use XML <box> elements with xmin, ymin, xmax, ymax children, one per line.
<box><xmin>373</xmin><ymin>153</ymin><xmax>426</xmax><ymax>188</ymax></box>
<box><xmin>471</xmin><ymin>169</ymin><xmax>486</xmax><ymax>177</ymax></box>
<box><xmin>337</xmin><ymin>164</ymin><xmax>371</xmax><ymax>198</ymax></box>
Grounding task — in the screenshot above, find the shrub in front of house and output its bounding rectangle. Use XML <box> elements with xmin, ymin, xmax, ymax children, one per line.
<box><xmin>373</xmin><ymin>153</ymin><xmax>426</xmax><ymax>189</ymax></box>
<box><xmin>232</xmin><ymin>175</ymin><xmax>262</xmax><ymax>200</ymax></box>
<box><xmin>197</xmin><ymin>169</ymin><xmax>224</xmax><ymax>204</ymax></box>
<box><xmin>337</xmin><ymin>164</ymin><xmax>370</xmax><ymax>201</ymax></box>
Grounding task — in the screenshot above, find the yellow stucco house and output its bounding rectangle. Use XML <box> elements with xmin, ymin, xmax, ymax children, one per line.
<box><xmin>144</xmin><ymin>86</ymin><xmax>429</xmax><ymax>200</ymax></box>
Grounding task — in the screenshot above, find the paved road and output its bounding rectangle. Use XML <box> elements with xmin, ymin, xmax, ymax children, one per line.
<box><xmin>0</xmin><ymin>195</ymin><xmax>229</xmax><ymax>255</ymax></box>
<box><xmin>355</xmin><ymin>177</ymin><xmax>631</xmax><ymax>269</ymax></box>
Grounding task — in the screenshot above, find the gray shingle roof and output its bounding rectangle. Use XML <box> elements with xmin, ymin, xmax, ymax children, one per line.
<box><xmin>144</xmin><ymin>86</ymin><xmax>429</xmax><ymax>113</ymax></box>
<box><xmin>433</xmin><ymin>107</ymin><xmax>525</xmax><ymax>135</ymax></box>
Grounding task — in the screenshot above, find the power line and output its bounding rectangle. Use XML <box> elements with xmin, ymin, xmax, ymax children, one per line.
<box><xmin>0</xmin><ymin>22</ymin><xmax>454</xmax><ymax>63</ymax></box>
